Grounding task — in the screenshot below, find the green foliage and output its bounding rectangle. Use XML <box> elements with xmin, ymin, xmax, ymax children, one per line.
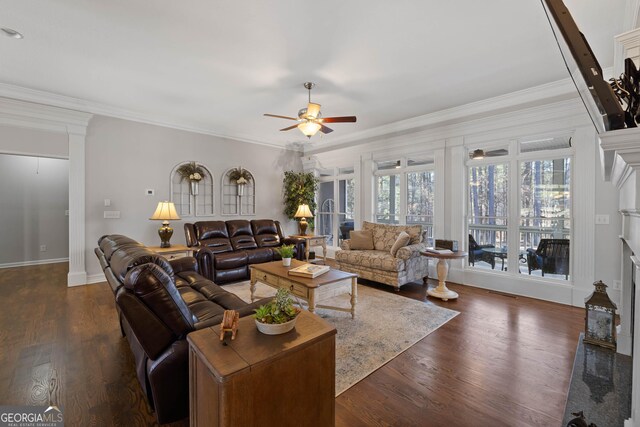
<box><xmin>282</xmin><ymin>171</ymin><xmax>318</xmax><ymax>224</ymax></box>
<box><xmin>275</xmin><ymin>244</ymin><xmax>295</xmax><ymax>259</ymax></box>
<box><xmin>254</xmin><ymin>288</ymin><xmax>300</xmax><ymax>324</ymax></box>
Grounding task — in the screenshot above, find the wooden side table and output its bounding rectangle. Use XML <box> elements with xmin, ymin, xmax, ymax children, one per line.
<box><xmin>290</xmin><ymin>234</ymin><xmax>327</xmax><ymax>263</ymax></box>
<box><xmin>187</xmin><ymin>311</ymin><xmax>336</xmax><ymax>427</ymax></box>
<box><xmin>147</xmin><ymin>244</ymin><xmax>192</xmax><ymax>260</ymax></box>
<box><xmin>420</xmin><ymin>250</ymin><xmax>467</xmax><ymax>301</ymax></box>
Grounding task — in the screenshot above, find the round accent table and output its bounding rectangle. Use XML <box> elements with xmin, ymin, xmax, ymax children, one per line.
<box><xmin>420</xmin><ymin>251</ymin><xmax>468</xmax><ymax>301</ymax></box>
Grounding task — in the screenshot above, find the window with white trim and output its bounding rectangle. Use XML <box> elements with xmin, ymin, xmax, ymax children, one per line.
<box><xmin>317</xmin><ymin>167</ymin><xmax>356</xmax><ymax>247</ymax></box>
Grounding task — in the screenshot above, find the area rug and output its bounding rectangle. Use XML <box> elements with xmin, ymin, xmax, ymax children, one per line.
<box><xmin>224</xmin><ymin>280</ymin><xmax>459</xmax><ymax>395</ymax></box>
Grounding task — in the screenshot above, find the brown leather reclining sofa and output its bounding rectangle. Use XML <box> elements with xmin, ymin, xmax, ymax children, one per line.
<box><xmin>94</xmin><ymin>234</ymin><xmax>269</xmax><ymax>424</ymax></box>
<box><xmin>184</xmin><ymin>219</ymin><xmax>305</xmax><ymax>284</ymax></box>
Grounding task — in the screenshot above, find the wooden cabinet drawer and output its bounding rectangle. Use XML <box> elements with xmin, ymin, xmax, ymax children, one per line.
<box><xmin>278</xmin><ymin>277</ymin><xmax>308</xmax><ymax>298</ymax></box>
<box><xmin>253</xmin><ymin>271</ymin><xmax>278</xmax><ymax>285</ymax></box>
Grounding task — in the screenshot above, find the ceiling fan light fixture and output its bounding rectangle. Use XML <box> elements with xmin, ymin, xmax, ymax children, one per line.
<box><xmin>298</xmin><ymin>121</ymin><xmax>321</xmax><ymax>138</ymax></box>
<box><xmin>471</xmin><ymin>149</ymin><xmax>485</xmax><ymax>160</ymax></box>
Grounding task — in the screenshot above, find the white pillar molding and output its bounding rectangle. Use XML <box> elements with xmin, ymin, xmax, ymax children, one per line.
<box><xmin>627</xmin><ymin>256</ymin><xmax>640</xmax><ymax>427</ymax></box>
<box><xmin>67</xmin><ymin>128</ymin><xmax>87</xmax><ymax>286</ymax></box>
<box><xmin>0</xmin><ymin>97</ymin><xmax>92</xmax><ymax>287</ymax></box>
<box><xmin>434</xmin><ymin>147</ymin><xmax>446</xmax><ymax>240</ymax></box>
<box><xmin>447</xmin><ymin>139</ymin><xmax>466</xmax><ymax>273</ymax></box>
<box><xmin>618</xmin><ymin>244</ymin><xmax>634</xmax><ymax>356</ymax></box>
<box><xmin>571</xmin><ymin>126</ymin><xmax>597</xmax><ymax>306</ymax></box>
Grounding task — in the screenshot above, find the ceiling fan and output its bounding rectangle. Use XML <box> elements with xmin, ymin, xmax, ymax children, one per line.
<box><xmin>469</xmin><ymin>148</ymin><xmax>508</xmax><ymax>159</ymax></box>
<box><xmin>264</xmin><ymin>82</ymin><xmax>357</xmax><ymax>138</ymax></box>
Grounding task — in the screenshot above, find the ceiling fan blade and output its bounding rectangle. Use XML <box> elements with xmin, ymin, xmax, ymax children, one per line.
<box><xmin>321</xmin><ymin>116</ymin><xmax>357</xmax><ymax>123</ymax></box>
<box><xmin>279</xmin><ymin>124</ymin><xmax>299</xmax><ymax>131</ymax></box>
<box><xmin>264</xmin><ymin>113</ymin><xmax>298</xmax><ymax>121</ymax></box>
<box><xmin>306</xmin><ymin>102</ymin><xmax>321</xmax><ymax>118</ymax></box>
<box><xmin>319</xmin><ymin>124</ymin><xmax>334</xmax><ymax>134</ymax></box>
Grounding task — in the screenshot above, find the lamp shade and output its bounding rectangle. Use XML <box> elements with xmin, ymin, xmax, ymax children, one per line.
<box><xmin>298</xmin><ymin>121</ymin><xmax>321</xmax><ymax>137</ymax></box>
<box><xmin>294</xmin><ymin>204</ymin><xmax>313</xmax><ymax>218</ymax></box>
<box><xmin>150</xmin><ymin>201</ymin><xmax>180</xmax><ymax>221</ymax></box>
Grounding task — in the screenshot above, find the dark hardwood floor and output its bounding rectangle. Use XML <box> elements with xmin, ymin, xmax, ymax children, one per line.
<box><xmin>0</xmin><ymin>262</ymin><xmax>583</xmax><ymax>426</ymax></box>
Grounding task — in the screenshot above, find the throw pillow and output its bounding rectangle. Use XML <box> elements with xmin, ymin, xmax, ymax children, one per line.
<box><xmin>390</xmin><ymin>231</ymin><xmax>411</xmax><ymax>257</ymax></box>
<box><xmin>349</xmin><ymin>230</ymin><xmax>374</xmax><ymax>250</ymax></box>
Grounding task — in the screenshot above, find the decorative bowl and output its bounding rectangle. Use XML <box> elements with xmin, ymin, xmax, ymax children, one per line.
<box><xmin>255</xmin><ymin>315</ymin><xmax>298</xmax><ymax>335</ymax></box>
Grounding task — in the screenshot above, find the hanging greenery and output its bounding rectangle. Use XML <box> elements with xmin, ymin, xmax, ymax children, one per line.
<box><xmin>282</xmin><ymin>171</ymin><xmax>318</xmax><ymax>223</ymax></box>
<box><xmin>176</xmin><ymin>162</ymin><xmax>206</xmax><ymax>182</ymax></box>
<box><xmin>228</xmin><ymin>167</ymin><xmax>253</xmax><ymax>184</ymax></box>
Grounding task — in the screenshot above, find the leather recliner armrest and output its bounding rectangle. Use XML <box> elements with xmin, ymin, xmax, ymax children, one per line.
<box><xmin>195</xmin><ymin>247</ymin><xmax>215</xmax><ymax>281</ymax></box>
<box><xmin>169</xmin><ymin>256</ymin><xmax>198</xmax><ymax>275</ymax></box>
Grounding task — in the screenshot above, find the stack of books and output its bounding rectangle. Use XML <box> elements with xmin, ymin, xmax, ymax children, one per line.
<box><xmin>424</xmin><ymin>248</ymin><xmax>454</xmax><ymax>255</ymax></box>
<box><xmin>288</xmin><ymin>263</ymin><xmax>330</xmax><ymax>278</ymax></box>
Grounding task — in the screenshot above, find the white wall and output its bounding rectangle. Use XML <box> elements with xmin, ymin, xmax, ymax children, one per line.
<box><xmin>0</xmin><ymin>154</ymin><xmax>69</xmax><ymax>266</ymax></box>
<box><xmin>0</xmin><ymin>124</ymin><xmax>68</xmax><ymax>158</ymax></box>
<box><xmin>85</xmin><ymin>115</ymin><xmax>302</xmax><ymax>280</ymax></box>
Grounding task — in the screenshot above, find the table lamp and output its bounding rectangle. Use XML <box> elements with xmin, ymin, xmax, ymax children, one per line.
<box><xmin>150</xmin><ymin>201</ymin><xmax>181</xmax><ymax>248</ymax></box>
<box><xmin>294</xmin><ymin>204</ymin><xmax>313</xmax><ymax>236</ymax></box>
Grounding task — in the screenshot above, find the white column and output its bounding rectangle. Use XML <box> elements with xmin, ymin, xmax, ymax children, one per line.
<box><xmin>67</xmin><ymin>126</ymin><xmax>87</xmax><ymax>286</ymax></box>
<box><xmin>361</xmin><ymin>154</ymin><xmax>374</xmax><ymax>223</ymax></box>
<box><xmin>618</xmin><ymin>245</ymin><xmax>634</xmax><ymax>356</ymax></box>
<box><xmin>571</xmin><ymin>126</ymin><xmax>597</xmax><ymax>305</ymax></box>
<box><xmin>627</xmin><ymin>257</ymin><xmax>640</xmax><ymax>427</ymax></box>
<box><xmin>434</xmin><ymin>147</ymin><xmax>445</xmax><ymax>239</ymax></box>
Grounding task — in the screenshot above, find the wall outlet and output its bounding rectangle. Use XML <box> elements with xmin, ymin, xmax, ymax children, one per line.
<box><xmin>65</xmin><ymin>210</ymin><xmax>69</xmax><ymax>216</ymax></box>
<box><xmin>613</xmin><ymin>280</ymin><xmax>622</xmax><ymax>290</ymax></box>
<box><xmin>145</xmin><ymin>189</ymin><xmax>155</xmax><ymax>196</ymax></box>
<box><xmin>104</xmin><ymin>199</ymin><xmax>111</xmax><ymax>207</ymax></box>
<box><xmin>595</xmin><ymin>214</ymin><xmax>610</xmax><ymax>225</ymax></box>
<box><xmin>40</xmin><ymin>245</ymin><xmax>47</xmax><ymax>252</ymax></box>
<box><xmin>104</xmin><ymin>210</ymin><xmax>121</xmax><ymax>219</ymax></box>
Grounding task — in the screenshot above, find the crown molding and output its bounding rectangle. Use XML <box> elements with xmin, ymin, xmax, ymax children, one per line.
<box><xmin>304</xmin><ymin>77</ymin><xmax>578</xmax><ymax>154</ymax></box>
<box><xmin>0</xmin><ymin>82</ymin><xmax>302</xmax><ymax>151</ymax></box>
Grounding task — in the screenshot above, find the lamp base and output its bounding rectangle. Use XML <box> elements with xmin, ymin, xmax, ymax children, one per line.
<box><xmin>299</xmin><ymin>218</ymin><xmax>308</xmax><ymax>236</ymax></box>
<box><xmin>158</xmin><ymin>221</ymin><xmax>174</xmax><ymax>248</ymax></box>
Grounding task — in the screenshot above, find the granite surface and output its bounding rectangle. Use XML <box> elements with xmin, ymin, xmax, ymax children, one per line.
<box><xmin>562</xmin><ymin>333</ymin><xmax>632</xmax><ymax>426</ymax></box>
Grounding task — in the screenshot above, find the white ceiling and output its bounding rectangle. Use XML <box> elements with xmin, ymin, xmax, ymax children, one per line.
<box><xmin>0</xmin><ymin>0</ymin><xmax>626</xmax><ymax>149</ymax></box>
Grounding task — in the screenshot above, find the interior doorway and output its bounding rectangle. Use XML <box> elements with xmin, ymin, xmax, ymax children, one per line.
<box><xmin>0</xmin><ymin>153</ymin><xmax>69</xmax><ymax>268</ymax></box>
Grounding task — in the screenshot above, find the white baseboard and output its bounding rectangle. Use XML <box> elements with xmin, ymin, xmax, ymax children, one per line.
<box><xmin>0</xmin><ymin>257</ymin><xmax>68</xmax><ymax>269</ymax></box>
<box><xmin>86</xmin><ymin>273</ymin><xmax>106</xmax><ymax>284</ymax></box>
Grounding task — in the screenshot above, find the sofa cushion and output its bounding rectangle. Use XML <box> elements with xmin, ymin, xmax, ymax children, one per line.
<box><xmin>350</xmin><ymin>230</ymin><xmax>374</xmax><ymax>250</ymax></box>
<box><xmin>362</xmin><ymin>221</ymin><xmax>423</xmax><ymax>251</ymax></box>
<box><xmin>124</xmin><ymin>263</ymin><xmax>196</xmax><ymax>336</ymax></box>
<box><xmin>335</xmin><ymin>249</ymin><xmax>405</xmax><ymax>272</ymax></box>
<box><xmin>226</xmin><ymin>220</ymin><xmax>253</xmax><ymax>237</ymax></box>
<box><xmin>99</xmin><ymin>234</ymin><xmax>144</xmax><ymax>261</ymax></box>
<box><xmin>195</xmin><ymin>221</ymin><xmax>229</xmax><ymax>240</ymax></box>
<box><xmin>199</xmin><ymin>238</ymin><xmax>233</xmax><ymax>254</ymax></box>
<box><xmin>215</xmin><ymin>251</ymin><xmax>248</xmax><ymax>269</ymax></box>
<box><xmin>110</xmin><ymin>247</ymin><xmax>175</xmax><ymax>282</ymax></box>
<box><xmin>246</xmin><ymin>247</ymin><xmax>275</xmax><ymax>264</ymax></box>
<box><xmin>230</xmin><ymin>235</ymin><xmax>258</xmax><ymax>250</ymax></box>
<box><xmin>390</xmin><ymin>231</ymin><xmax>411</xmax><ymax>257</ymax></box>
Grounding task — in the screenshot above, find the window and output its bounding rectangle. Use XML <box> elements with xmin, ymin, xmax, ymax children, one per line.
<box><xmin>520</xmin><ymin>158</ymin><xmax>571</xmax><ymax>279</ymax></box>
<box><xmin>468</xmin><ymin>164</ymin><xmax>509</xmax><ymax>258</ymax></box>
<box><xmin>374</xmin><ymin>157</ymin><xmax>436</xmax><ymax>240</ymax></box>
<box><xmin>407</xmin><ymin>170</ymin><xmax>435</xmax><ymax>243</ymax></box>
<box><xmin>375</xmin><ymin>173</ymin><xmax>400</xmax><ymax>224</ymax></box>
<box><xmin>466</xmin><ymin>138</ymin><xmax>572</xmax><ymax>280</ymax></box>
<box><xmin>317</xmin><ymin>168</ymin><xmax>356</xmax><ymax>247</ymax></box>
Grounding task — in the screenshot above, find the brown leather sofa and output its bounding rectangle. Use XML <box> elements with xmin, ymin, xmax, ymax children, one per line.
<box><xmin>184</xmin><ymin>219</ymin><xmax>305</xmax><ymax>284</ymax></box>
<box><xmin>95</xmin><ymin>234</ymin><xmax>268</xmax><ymax>424</ymax></box>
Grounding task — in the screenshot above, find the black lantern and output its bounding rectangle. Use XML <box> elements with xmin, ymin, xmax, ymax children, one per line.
<box><xmin>584</xmin><ymin>280</ymin><xmax>617</xmax><ymax>350</ymax></box>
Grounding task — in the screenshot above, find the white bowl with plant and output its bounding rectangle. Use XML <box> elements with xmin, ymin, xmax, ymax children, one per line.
<box><xmin>254</xmin><ymin>288</ymin><xmax>301</xmax><ymax>335</ymax></box>
<box><xmin>275</xmin><ymin>244</ymin><xmax>295</xmax><ymax>266</ymax></box>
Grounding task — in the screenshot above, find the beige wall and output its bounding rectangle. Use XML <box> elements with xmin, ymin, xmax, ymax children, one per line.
<box><xmin>85</xmin><ymin>115</ymin><xmax>302</xmax><ymax>278</ymax></box>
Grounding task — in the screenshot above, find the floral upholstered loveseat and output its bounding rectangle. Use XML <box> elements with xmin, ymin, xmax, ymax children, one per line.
<box><xmin>335</xmin><ymin>221</ymin><xmax>429</xmax><ymax>290</ymax></box>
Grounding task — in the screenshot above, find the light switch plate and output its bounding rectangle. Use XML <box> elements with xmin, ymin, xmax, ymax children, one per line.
<box><xmin>104</xmin><ymin>199</ymin><xmax>111</xmax><ymax>207</ymax></box>
<box><xmin>595</xmin><ymin>214</ymin><xmax>610</xmax><ymax>225</ymax></box>
<box><xmin>104</xmin><ymin>210</ymin><xmax>121</xmax><ymax>219</ymax></box>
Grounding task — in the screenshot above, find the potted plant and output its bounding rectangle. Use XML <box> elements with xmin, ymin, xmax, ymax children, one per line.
<box><xmin>177</xmin><ymin>162</ymin><xmax>206</xmax><ymax>195</ymax></box>
<box><xmin>228</xmin><ymin>167</ymin><xmax>252</xmax><ymax>197</ymax></box>
<box><xmin>275</xmin><ymin>244</ymin><xmax>295</xmax><ymax>266</ymax></box>
<box><xmin>282</xmin><ymin>171</ymin><xmax>318</xmax><ymax>230</ymax></box>
<box><xmin>254</xmin><ymin>288</ymin><xmax>301</xmax><ymax>335</ymax></box>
